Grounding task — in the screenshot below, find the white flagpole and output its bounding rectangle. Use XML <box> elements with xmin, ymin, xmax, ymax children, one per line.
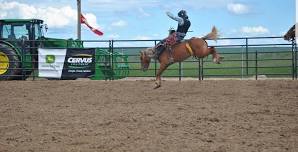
<box><xmin>77</xmin><ymin>0</ymin><xmax>81</xmax><ymax>40</ymax></box>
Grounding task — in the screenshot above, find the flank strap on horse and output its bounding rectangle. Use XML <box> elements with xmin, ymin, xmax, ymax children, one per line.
<box><xmin>185</xmin><ymin>42</ymin><xmax>194</xmax><ymax>56</ymax></box>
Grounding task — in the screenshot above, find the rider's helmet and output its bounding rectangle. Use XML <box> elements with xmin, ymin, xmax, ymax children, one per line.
<box><xmin>178</xmin><ymin>10</ymin><xmax>187</xmax><ymax>18</ymax></box>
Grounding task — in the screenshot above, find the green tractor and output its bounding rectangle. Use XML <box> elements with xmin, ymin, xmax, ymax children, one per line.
<box><xmin>0</xmin><ymin>19</ymin><xmax>42</xmax><ymax>80</ymax></box>
<box><xmin>0</xmin><ymin>19</ymin><xmax>129</xmax><ymax>80</ymax></box>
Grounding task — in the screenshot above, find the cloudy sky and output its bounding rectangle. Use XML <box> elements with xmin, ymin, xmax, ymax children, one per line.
<box><xmin>0</xmin><ymin>0</ymin><xmax>295</xmax><ymax>42</ymax></box>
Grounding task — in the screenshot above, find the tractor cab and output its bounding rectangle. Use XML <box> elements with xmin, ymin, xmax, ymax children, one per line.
<box><xmin>0</xmin><ymin>19</ymin><xmax>46</xmax><ymax>57</ymax></box>
<box><xmin>0</xmin><ymin>19</ymin><xmax>45</xmax><ymax>41</ymax></box>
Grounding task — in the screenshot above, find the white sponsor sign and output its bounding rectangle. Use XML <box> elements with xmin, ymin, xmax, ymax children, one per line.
<box><xmin>38</xmin><ymin>48</ymin><xmax>67</xmax><ymax>78</ymax></box>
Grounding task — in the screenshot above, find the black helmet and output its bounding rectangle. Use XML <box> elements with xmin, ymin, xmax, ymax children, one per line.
<box><xmin>178</xmin><ymin>10</ymin><xmax>187</xmax><ymax>18</ymax></box>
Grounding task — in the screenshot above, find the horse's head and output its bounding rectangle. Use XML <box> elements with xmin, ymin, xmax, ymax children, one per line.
<box><xmin>140</xmin><ymin>48</ymin><xmax>154</xmax><ymax>71</ymax></box>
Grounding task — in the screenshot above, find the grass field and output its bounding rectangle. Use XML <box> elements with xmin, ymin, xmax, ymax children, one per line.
<box><xmin>119</xmin><ymin>47</ymin><xmax>297</xmax><ymax>78</ymax></box>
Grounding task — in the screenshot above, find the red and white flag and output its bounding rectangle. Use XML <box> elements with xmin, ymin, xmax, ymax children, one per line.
<box><xmin>80</xmin><ymin>14</ymin><xmax>103</xmax><ymax>36</ymax></box>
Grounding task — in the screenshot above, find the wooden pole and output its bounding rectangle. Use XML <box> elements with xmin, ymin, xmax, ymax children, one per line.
<box><xmin>77</xmin><ymin>0</ymin><xmax>81</xmax><ymax>40</ymax></box>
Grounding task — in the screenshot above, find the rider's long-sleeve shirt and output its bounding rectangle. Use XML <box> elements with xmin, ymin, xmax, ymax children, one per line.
<box><xmin>166</xmin><ymin>12</ymin><xmax>184</xmax><ymax>26</ymax></box>
<box><xmin>166</xmin><ymin>11</ymin><xmax>191</xmax><ymax>36</ymax></box>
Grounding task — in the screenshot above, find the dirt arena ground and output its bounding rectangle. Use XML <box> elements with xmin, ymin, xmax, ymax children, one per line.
<box><xmin>0</xmin><ymin>80</ymin><xmax>298</xmax><ymax>152</ymax></box>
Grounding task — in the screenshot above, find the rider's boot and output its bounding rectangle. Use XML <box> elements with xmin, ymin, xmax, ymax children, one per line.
<box><xmin>168</xmin><ymin>47</ymin><xmax>174</xmax><ymax>63</ymax></box>
<box><xmin>156</xmin><ymin>45</ymin><xmax>166</xmax><ymax>57</ymax></box>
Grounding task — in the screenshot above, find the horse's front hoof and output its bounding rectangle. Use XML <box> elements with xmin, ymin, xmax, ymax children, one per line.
<box><xmin>154</xmin><ymin>85</ymin><xmax>161</xmax><ymax>89</ymax></box>
<box><xmin>154</xmin><ymin>81</ymin><xmax>161</xmax><ymax>89</ymax></box>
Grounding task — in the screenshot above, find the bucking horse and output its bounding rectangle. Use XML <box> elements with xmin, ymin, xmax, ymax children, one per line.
<box><xmin>140</xmin><ymin>26</ymin><xmax>223</xmax><ymax>89</ymax></box>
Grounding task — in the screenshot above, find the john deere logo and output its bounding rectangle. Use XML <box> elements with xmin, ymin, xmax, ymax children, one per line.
<box><xmin>46</xmin><ymin>55</ymin><xmax>55</xmax><ymax>63</ymax></box>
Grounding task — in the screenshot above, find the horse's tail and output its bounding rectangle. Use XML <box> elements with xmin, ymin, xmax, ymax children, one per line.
<box><xmin>202</xmin><ymin>26</ymin><xmax>218</xmax><ymax>41</ymax></box>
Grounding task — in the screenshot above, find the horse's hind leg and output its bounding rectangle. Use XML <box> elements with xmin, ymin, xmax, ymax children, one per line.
<box><xmin>208</xmin><ymin>47</ymin><xmax>222</xmax><ymax>64</ymax></box>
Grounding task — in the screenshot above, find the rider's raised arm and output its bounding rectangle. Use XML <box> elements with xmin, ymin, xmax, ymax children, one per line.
<box><xmin>166</xmin><ymin>11</ymin><xmax>184</xmax><ymax>26</ymax></box>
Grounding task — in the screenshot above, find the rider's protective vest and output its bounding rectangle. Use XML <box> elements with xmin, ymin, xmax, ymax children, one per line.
<box><xmin>177</xmin><ymin>18</ymin><xmax>191</xmax><ymax>34</ymax></box>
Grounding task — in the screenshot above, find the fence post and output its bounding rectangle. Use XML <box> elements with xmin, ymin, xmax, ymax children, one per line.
<box><xmin>21</xmin><ymin>40</ymin><xmax>26</xmax><ymax>80</ymax></box>
<box><xmin>246</xmin><ymin>38</ymin><xmax>249</xmax><ymax>76</ymax></box>
<box><xmin>295</xmin><ymin>42</ymin><xmax>298</xmax><ymax>80</ymax></box>
<box><xmin>292</xmin><ymin>40</ymin><xmax>295</xmax><ymax>80</ymax></box>
<box><xmin>295</xmin><ymin>41</ymin><xmax>297</xmax><ymax>80</ymax></box>
<box><xmin>241</xmin><ymin>46</ymin><xmax>244</xmax><ymax>79</ymax></box>
<box><xmin>255</xmin><ymin>50</ymin><xmax>258</xmax><ymax>80</ymax></box>
<box><xmin>154</xmin><ymin>40</ymin><xmax>157</xmax><ymax>77</ymax></box>
<box><xmin>179</xmin><ymin>62</ymin><xmax>182</xmax><ymax>81</ymax></box>
<box><xmin>108</xmin><ymin>40</ymin><xmax>114</xmax><ymax>80</ymax></box>
<box><xmin>33</xmin><ymin>39</ymin><xmax>37</xmax><ymax>81</ymax></box>
<box><xmin>112</xmin><ymin>40</ymin><xmax>114</xmax><ymax>80</ymax></box>
<box><xmin>198</xmin><ymin>59</ymin><xmax>201</xmax><ymax>80</ymax></box>
<box><xmin>31</xmin><ymin>41</ymin><xmax>35</xmax><ymax>81</ymax></box>
<box><xmin>292</xmin><ymin>40</ymin><xmax>297</xmax><ymax>80</ymax></box>
<box><xmin>201</xmin><ymin>58</ymin><xmax>204</xmax><ymax>80</ymax></box>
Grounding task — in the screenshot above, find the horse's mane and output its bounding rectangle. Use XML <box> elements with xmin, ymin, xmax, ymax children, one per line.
<box><xmin>143</xmin><ymin>47</ymin><xmax>155</xmax><ymax>58</ymax></box>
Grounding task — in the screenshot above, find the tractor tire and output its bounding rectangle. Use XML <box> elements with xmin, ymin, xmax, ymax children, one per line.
<box><xmin>0</xmin><ymin>43</ymin><xmax>21</xmax><ymax>80</ymax></box>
